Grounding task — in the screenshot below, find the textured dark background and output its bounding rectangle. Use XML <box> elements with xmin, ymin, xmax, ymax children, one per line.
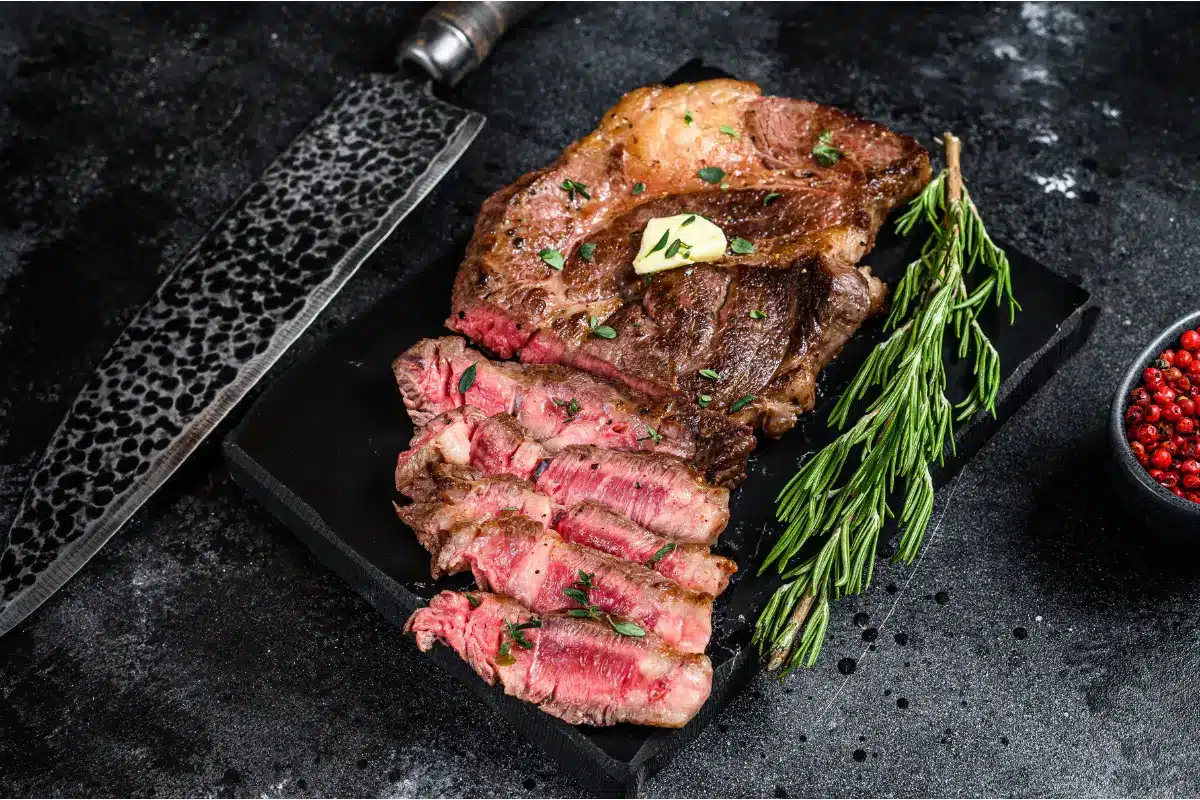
<box><xmin>2</xmin><ymin>2</ymin><xmax>1199</xmax><ymax>797</ymax></box>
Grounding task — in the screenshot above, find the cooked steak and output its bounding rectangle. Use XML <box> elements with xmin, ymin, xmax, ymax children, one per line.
<box><xmin>553</xmin><ymin>503</ymin><xmax>736</xmax><ymax>597</ymax></box>
<box><xmin>534</xmin><ymin>444</ymin><xmax>727</xmax><ymax>543</ymax></box>
<box><xmin>405</xmin><ymin>591</ymin><xmax>712</xmax><ymax>728</ymax></box>
<box><xmin>395</xmin><ymin>464</ymin><xmax>553</xmax><ymax>568</ymax></box>
<box><xmin>446</xmin><ymin>79</ymin><xmax>930</xmax><ymax>435</ymax></box>
<box><xmin>394</xmin><ymin>336</ymin><xmax>755</xmax><ymax>486</ymax></box>
<box><xmin>394</xmin><ymin>407</ymin><xmax>488</xmax><ymax>490</ymax></box>
<box><xmin>414</xmin><ymin>514</ymin><xmax>713</xmax><ymax>654</ymax></box>
<box><xmin>395</xmin><ymin>408</ymin><xmax>730</xmax><ymax>543</ymax></box>
<box><xmin>396</xmin><ymin>464</ymin><xmax>735</xmax><ymax>596</ymax></box>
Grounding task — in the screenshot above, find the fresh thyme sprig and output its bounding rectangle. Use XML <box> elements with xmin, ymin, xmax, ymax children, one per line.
<box><xmin>752</xmin><ymin>134</ymin><xmax>1019</xmax><ymax>675</ymax></box>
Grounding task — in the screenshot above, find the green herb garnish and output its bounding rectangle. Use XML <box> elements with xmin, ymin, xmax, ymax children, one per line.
<box><xmin>560</xmin><ymin>178</ymin><xmax>591</xmax><ymax>201</ymax></box>
<box><xmin>465</xmin><ymin>593</ymin><xmax>481</xmax><ymax>608</ymax></box>
<box><xmin>753</xmin><ymin>134</ymin><xmax>1019</xmax><ymax>675</ymax></box>
<box><xmin>698</xmin><ymin>166</ymin><xmax>725</xmax><ymax>184</ymax></box>
<box><xmin>730</xmin><ymin>237</ymin><xmax>756</xmax><ymax>254</ymax></box>
<box><xmin>579</xmin><ymin>243</ymin><xmax>596</xmax><ymax>262</ymax></box>
<box><xmin>749</xmin><ymin>309</ymin><xmax>767</xmax><ymax>320</ymax></box>
<box><xmin>764</xmin><ymin>192</ymin><xmax>782</xmax><ymax>206</ymax></box>
<box><xmin>641</xmin><ymin>426</ymin><xmax>662</xmax><ymax>445</ymax></box>
<box><xmin>684</xmin><ymin>110</ymin><xmax>693</xmax><ymax>125</ymax></box>
<box><xmin>568</xmin><ymin>606</ymin><xmax>602</xmax><ymax>619</ymax></box>
<box><xmin>588</xmin><ymin>316</ymin><xmax>617</xmax><ymax>340</ymax></box>
<box><xmin>504</xmin><ymin>620</ymin><xmax>537</xmax><ymax>649</ymax></box>
<box><xmin>699</xmin><ymin>368</ymin><xmax>721</xmax><ymax>381</ymax></box>
<box><xmin>681</xmin><ymin>215</ymin><xmax>696</xmax><ymax>227</ymax></box>
<box><xmin>540</xmin><ymin>248</ymin><xmax>564</xmax><ymax>270</ymax></box>
<box><xmin>811</xmin><ymin>130</ymin><xmax>844</xmax><ymax>167</ymax></box>
<box><xmin>608</xmin><ymin>617</ymin><xmax>646</xmax><ymax>638</ymax></box>
<box><xmin>646</xmin><ymin>542</ymin><xmax>676</xmax><ymax>567</ymax></box>
<box><xmin>719</xmin><ymin>125</ymin><xmax>741</xmax><ymax>139</ymax></box>
<box><xmin>458</xmin><ymin>364</ymin><xmax>477</xmax><ymax>394</ymax></box>
<box><xmin>698</xmin><ymin>394</ymin><xmax>713</xmax><ymax>408</ymax></box>
<box><xmin>554</xmin><ymin>397</ymin><xmax>581</xmax><ymax>417</ymax></box>
<box><xmin>563</xmin><ymin>587</ymin><xmax>590</xmax><ymax>605</ymax></box>
<box><xmin>633</xmin><ymin>182</ymin><xmax>645</xmax><ymax>195</ymax></box>
<box><xmin>648</xmin><ymin>229</ymin><xmax>670</xmax><ymax>255</ymax></box>
<box><xmin>730</xmin><ymin>395</ymin><xmax>756</xmax><ymax>413</ymax></box>
<box><xmin>565</xmin><ymin>573</ymin><xmax>602</xmax><ymax>620</ymax></box>
<box><xmin>664</xmin><ymin>239</ymin><xmax>684</xmax><ymax>259</ymax></box>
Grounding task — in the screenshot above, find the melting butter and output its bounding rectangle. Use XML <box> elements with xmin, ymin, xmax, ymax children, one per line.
<box><xmin>632</xmin><ymin>214</ymin><xmax>727</xmax><ymax>275</ymax></box>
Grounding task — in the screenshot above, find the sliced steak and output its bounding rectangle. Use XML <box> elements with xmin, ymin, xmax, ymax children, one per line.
<box><xmin>396</xmin><ymin>408</ymin><xmax>729</xmax><ymax>543</ymax></box>
<box><xmin>534</xmin><ymin>445</ymin><xmax>727</xmax><ymax>543</ymax></box>
<box><xmin>405</xmin><ymin>591</ymin><xmax>712</xmax><ymax>728</ymax></box>
<box><xmin>396</xmin><ymin>465</ymin><xmax>735</xmax><ymax>595</ymax></box>
<box><xmin>395</xmin><ymin>464</ymin><xmax>553</xmax><ymax>572</ymax></box>
<box><xmin>445</xmin><ymin>79</ymin><xmax>930</xmax><ymax>435</ymax></box>
<box><xmin>553</xmin><ymin>503</ymin><xmax>736</xmax><ymax>597</ymax></box>
<box><xmin>393</xmin><ymin>336</ymin><xmax>755</xmax><ymax>486</ymax></box>
<box><xmin>394</xmin><ymin>407</ymin><xmax>488</xmax><ymax>490</ymax></box>
<box><xmin>415</xmin><ymin>514</ymin><xmax>713</xmax><ymax>654</ymax></box>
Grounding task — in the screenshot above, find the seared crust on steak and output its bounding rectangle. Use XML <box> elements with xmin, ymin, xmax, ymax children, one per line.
<box><xmin>445</xmin><ymin>79</ymin><xmax>930</xmax><ymax>435</ymax></box>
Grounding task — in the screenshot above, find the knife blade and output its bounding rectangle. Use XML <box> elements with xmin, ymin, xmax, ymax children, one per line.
<box><xmin>0</xmin><ymin>1</ymin><xmax>535</xmax><ymax>636</ymax></box>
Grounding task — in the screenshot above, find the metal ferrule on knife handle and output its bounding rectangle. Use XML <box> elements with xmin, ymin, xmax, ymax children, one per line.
<box><xmin>398</xmin><ymin>2</ymin><xmax>537</xmax><ymax>86</ymax></box>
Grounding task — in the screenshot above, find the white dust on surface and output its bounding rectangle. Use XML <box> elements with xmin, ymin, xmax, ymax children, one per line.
<box><xmin>1020</xmin><ymin>1</ymin><xmax>1086</xmax><ymax>47</ymax></box>
<box><xmin>1032</xmin><ymin>171</ymin><xmax>1078</xmax><ymax>199</ymax></box>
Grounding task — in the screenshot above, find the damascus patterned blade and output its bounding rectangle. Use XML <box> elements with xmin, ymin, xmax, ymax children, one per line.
<box><xmin>0</xmin><ymin>74</ymin><xmax>484</xmax><ymax>635</ymax></box>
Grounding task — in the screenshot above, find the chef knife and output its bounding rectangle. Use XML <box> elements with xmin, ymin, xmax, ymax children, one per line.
<box><xmin>0</xmin><ymin>1</ymin><xmax>535</xmax><ymax>636</ymax></box>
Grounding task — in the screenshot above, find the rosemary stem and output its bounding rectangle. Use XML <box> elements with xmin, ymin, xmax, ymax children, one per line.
<box><xmin>755</xmin><ymin>133</ymin><xmax>1016</xmax><ymax>673</ymax></box>
<box><xmin>943</xmin><ymin>132</ymin><xmax>963</xmax><ymax>208</ymax></box>
<box><xmin>766</xmin><ymin>593</ymin><xmax>815</xmax><ymax>671</ymax></box>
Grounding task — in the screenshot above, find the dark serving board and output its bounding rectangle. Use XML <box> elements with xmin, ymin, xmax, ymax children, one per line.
<box><xmin>223</xmin><ymin>64</ymin><xmax>1096</xmax><ymax>796</ymax></box>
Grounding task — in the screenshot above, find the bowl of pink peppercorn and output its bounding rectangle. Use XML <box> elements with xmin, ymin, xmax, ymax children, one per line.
<box><xmin>1110</xmin><ymin>310</ymin><xmax>1200</xmax><ymax>529</ymax></box>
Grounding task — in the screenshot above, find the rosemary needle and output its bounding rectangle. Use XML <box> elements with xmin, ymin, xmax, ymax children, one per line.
<box><xmin>752</xmin><ymin>134</ymin><xmax>1019</xmax><ymax>675</ymax></box>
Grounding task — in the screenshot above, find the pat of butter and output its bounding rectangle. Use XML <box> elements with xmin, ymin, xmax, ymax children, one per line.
<box><xmin>632</xmin><ymin>214</ymin><xmax>727</xmax><ymax>275</ymax></box>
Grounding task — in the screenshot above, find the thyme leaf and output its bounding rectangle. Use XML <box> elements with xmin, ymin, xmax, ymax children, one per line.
<box><xmin>646</xmin><ymin>542</ymin><xmax>676</xmax><ymax>567</ymax></box>
<box><xmin>457</xmin><ymin>364</ymin><xmax>477</xmax><ymax>394</ymax></box>
<box><xmin>811</xmin><ymin>130</ymin><xmax>844</xmax><ymax>167</ymax></box>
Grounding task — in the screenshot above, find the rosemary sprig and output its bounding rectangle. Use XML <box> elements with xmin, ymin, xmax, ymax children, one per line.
<box><xmin>752</xmin><ymin>134</ymin><xmax>1019</xmax><ymax>675</ymax></box>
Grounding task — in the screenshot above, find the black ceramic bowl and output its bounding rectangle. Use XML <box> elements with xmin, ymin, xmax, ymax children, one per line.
<box><xmin>1109</xmin><ymin>309</ymin><xmax>1200</xmax><ymax>530</ymax></box>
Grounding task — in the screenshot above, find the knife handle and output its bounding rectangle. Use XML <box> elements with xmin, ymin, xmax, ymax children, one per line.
<box><xmin>398</xmin><ymin>2</ymin><xmax>537</xmax><ymax>87</ymax></box>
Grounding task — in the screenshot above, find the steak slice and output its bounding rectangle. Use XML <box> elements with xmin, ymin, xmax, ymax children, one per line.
<box><xmin>553</xmin><ymin>503</ymin><xmax>736</xmax><ymax>597</ymax></box>
<box><xmin>396</xmin><ymin>408</ymin><xmax>730</xmax><ymax>543</ymax></box>
<box><xmin>534</xmin><ymin>444</ymin><xmax>727</xmax><ymax>543</ymax></box>
<box><xmin>445</xmin><ymin>79</ymin><xmax>930</xmax><ymax>435</ymax></box>
<box><xmin>405</xmin><ymin>591</ymin><xmax>712</xmax><ymax>728</ymax></box>
<box><xmin>394</xmin><ymin>336</ymin><xmax>755</xmax><ymax>486</ymax></box>
<box><xmin>395</xmin><ymin>464</ymin><xmax>553</xmax><ymax>570</ymax></box>
<box><xmin>416</xmin><ymin>514</ymin><xmax>713</xmax><ymax>654</ymax></box>
<box><xmin>396</xmin><ymin>465</ymin><xmax>735</xmax><ymax>596</ymax></box>
<box><xmin>394</xmin><ymin>407</ymin><xmax>488</xmax><ymax>490</ymax></box>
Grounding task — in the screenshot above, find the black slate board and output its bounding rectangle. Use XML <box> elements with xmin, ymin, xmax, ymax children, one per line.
<box><xmin>222</xmin><ymin>55</ymin><xmax>1095</xmax><ymax>800</ymax></box>
<box><xmin>223</xmin><ymin>231</ymin><xmax>1093</xmax><ymax>796</ymax></box>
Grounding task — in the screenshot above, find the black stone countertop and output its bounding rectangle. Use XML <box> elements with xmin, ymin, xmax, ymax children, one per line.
<box><xmin>2</xmin><ymin>3</ymin><xmax>1199</xmax><ymax>796</ymax></box>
